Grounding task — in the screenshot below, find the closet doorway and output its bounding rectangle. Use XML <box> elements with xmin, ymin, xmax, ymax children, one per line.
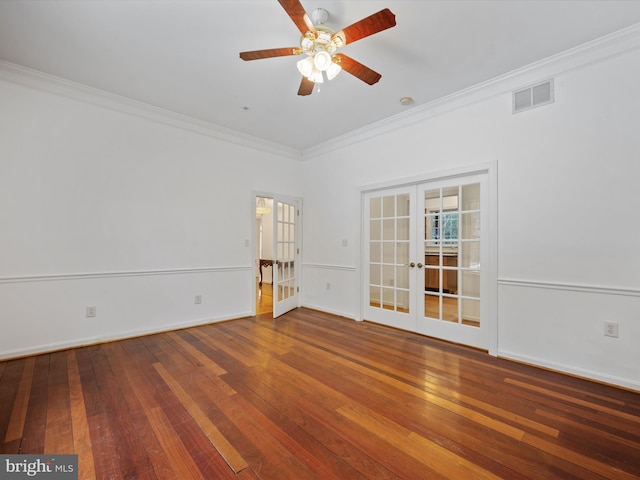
<box><xmin>362</xmin><ymin>170</ymin><xmax>493</xmax><ymax>351</ymax></box>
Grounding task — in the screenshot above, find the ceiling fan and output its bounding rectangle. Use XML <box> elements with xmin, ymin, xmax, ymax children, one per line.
<box><xmin>239</xmin><ymin>0</ymin><xmax>396</xmax><ymax>96</ymax></box>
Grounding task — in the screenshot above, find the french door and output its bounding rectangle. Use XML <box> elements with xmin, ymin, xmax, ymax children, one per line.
<box><xmin>363</xmin><ymin>173</ymin><xmax>489</xmax><ymax>349</ymax></box>
<box><xmin>273</xmin><ymin>196</ymin><xmax>299</xmax><ymax>318</ymax></box>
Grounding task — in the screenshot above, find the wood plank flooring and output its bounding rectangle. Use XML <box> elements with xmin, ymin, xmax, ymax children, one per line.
<box><xmin>1</xmin><ymin>308</ymin><xmax>639</xmax><ymax>479</ymax></box>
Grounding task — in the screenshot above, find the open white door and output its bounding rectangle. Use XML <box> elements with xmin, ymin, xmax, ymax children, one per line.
<box><xmin>273</xmin><ymin>196</ymin><xmax>300</xmax><ymax>318</ymax></box>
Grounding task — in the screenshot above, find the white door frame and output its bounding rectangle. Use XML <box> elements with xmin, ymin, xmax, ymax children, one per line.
<box><xmin>356</xmin><ymin>162</ymin><xmax>498</xmax><ymax>355</ymax></box>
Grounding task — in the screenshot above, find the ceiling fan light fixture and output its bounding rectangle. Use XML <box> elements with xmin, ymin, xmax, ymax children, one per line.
<box><xmin>297</xmin><ymin>56</ymin><xmax>314</xmax><ymax>77</ymax></box>
<box><xmin>239</xmin><ymin>3</ymin><xmax>396</xmax><ymax>95</ymax></box>
<box><xmin>326</xmin><ymin>61</ymin><xmax>342</xmax><ymax>80</ymax></box>
<box><xmin>310</xmin><ymin>69</ymin><xmax>324</xmax><ymax>84</ymax></box>
<box><xmin>300</xmin><ymin>36</ymin><xmax>314</xmax><ymax>51</ymax></box>
<box><xmin>313</xmin><ymin>51</ymin><xmax>332</xmax><ymax>71</ymax></box>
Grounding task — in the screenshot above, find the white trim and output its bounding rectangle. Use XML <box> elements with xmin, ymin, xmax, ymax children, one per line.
<box><xmin>0</xmin><ymin>60</ymin><xmax>301</xmax><ymax>160</ymax></box>
<box><xmin>0</xmin><ymin>266</ymin><xmax>251</xmax><ymax>284</ymax></box>
<box><xmin>497</xmin><ymin>350</ymin><xmax>640</xmax><ymax>392</ymax></box>
<box><xmin>303</xmin><ymin>23</ymin><xmax>640</xmax><ymax>160</ymax></box>
<box><xmin>302</xmin><ymin>263</ymin><xmax>356</xmax><ymax>272</ymax></box>
<box><xmin>357</xmin><ymin>161</ymin><xmax>497</xmax><ymax>194</ymax></box>
<box><xmin>300</xmin><ymin>303</ymin><xmax>354</xmax><ymax>320</ymax></box>
<box><xmin>498</xmin><ymin>278</ymin><xmax>640</xmax><ymax>297</ymax></box>
<box><xmin>0</xmin><ymin>311</ymin><xmax>251</xmax><ymax>361</ymax></box>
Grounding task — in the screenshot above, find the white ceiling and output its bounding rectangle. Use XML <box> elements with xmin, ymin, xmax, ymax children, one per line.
<box><xmin>2</xmin><ymin>1</ymin><xmax>640</xmax><ymax>152</ymax></box>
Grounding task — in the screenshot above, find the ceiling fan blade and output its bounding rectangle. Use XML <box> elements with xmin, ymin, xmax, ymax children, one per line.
<box><xmin>334</xmin><ymin>54</ymin><xmax>382</xmax><ymax>85</ymax></box>
<box><xmin>333</xmin><ymin>8</ymin><xmax>396</xmax><ymax>45</ymax></box>
<box><xmin>239</xmin><ymin>47</ymin><xmax>300</xmax><ymax>61</ymax></box>
<box><xmin>298</xmin><ymin>77</ymin><xmax>314</xmax><ymax>96</ymax></box>
<box><xmin>278</xmin><ymin>0</ymin><xmax>316</xmax><ymax>36</ymax></box>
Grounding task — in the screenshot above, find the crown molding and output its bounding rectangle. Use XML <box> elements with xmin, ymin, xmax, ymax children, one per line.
<box><xmin>0</xmin><ymin>60</ymin><xmax>302</xmax><ymax>160</ymax></box>
<box><xmin>3</xmin><ymin>22</ymin><xmax>640</xmax><ymax>163</ymax></box>
<box><xmin>302</xmin><ymin>22</ymin><xmax>640</xmax><ymax>160</ymax></box>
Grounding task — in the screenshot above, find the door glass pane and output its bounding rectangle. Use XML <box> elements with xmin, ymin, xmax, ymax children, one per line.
<box><xmin>370</xmin><ymin>242</ymin><xmax>381</xmax><ymax>263</ymax></box>
<box><xmin>383</xmin><ymin>219</ymin><xmax>395</xmax><ymax>240</ymax></box>
<box><xmin>461</xmin><ymin>183</ymin><xmax>480</xmax><ymax>211</ymax></box>
<box><xmin>382</xmin><ymin>288</ymin><xmax>394</xmax><ymax>310</ymax></box>
<box><xmin>460</xmin><ymin>241</ymin><xmax>480</xmax><ymax>269</ymax></box>
<box><xmin>370</xmin><ymin>220</ymin><xmax>381</xmax><ymax>241</ymax></box>
<box><xmin>462</xmin><ymin>299</ymin><xmax>480</xmax><ymax>327</ymax></box>
<box><xmin>441</xmin><ymin>296</ymin><xmax>459</xmax><ymax>323</ymax></box>
<box><xmin>460</xmin><ymin>271</ymin><xmax>480</xmax><ymax>298</ymax></box>
<box><xmin>396</xmin><ymin>242</ymin><xmax>409</xmax><ymax>265</ymax></box>
<box><xmin>368</xmin><ymin>191</ymin><xmax>412</xmax><ymax>314</ymax></box>
<box><xmin>370</xmin><ymin>286</ymin><xmax>381</xmax><ymax>307</ymax></box>
<box><xmin>397</xmin><ymin>290</ymin><xmax>410</xmax><ymax>313</ymax></box>
<box><xmin>425</xmin><ymin>189</ymin><xmax>440</xmax><ymax>210</ymax></box>
<box><xmin>370</xmin><ymin>264</ymin><xmax>381</xmax><ymax>286</ymax></box>
<box><xmin>397</xmin><ymin>218</ymin><xmax>410</xmax><ymax>240</ymax></box>
<box><xmin>424</xmin><ymin>293</ymin><xmax>439</xmax><ymax>319</ymax></box>
<box><xmin>370</xmin><ymin>197</ymin><xmax>381</xmax><ymax>218</ymax></box>
<box><xmin>422</xmin><ymin>181</ymin><xmax>479</xmax><ymax>326</ymax></box>
<box><xmin>382</xmin><ymin>265</ymin><xmax>394</xmax><ymax>288</ymax></box>
<box><xmin>442</xmin><ymin>187</ymin><xmax>459</xmax><ymax>209</ymax></box>
<box><xmin>383</xmin><ymin>196</ymin><xmax>395</xmax><ymax>217</ymax></box>
<box><xmin>397</xmin><ymin>194</ymin><xmax>410</xmax><ymax>216</ymax></box>
<box><xmin>397</xmin><ymin>265</ymin><xmax>409</xmax><ymax>289</ymax></box>
<box><xmin>382</xmin><ymin>242</ymin><xmax>395</xmax><ymax>263</ymax></box>
<box><xmin>460</xmin><ymin>212</ymin><xmax>480</xmax><ymax>240</ymax></box>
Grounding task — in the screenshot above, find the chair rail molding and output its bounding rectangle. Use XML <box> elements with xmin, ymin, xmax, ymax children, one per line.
<box><xmin>498</xmin><ymin>277</ymin><xmax>640</xmax><ymax>297</ymax></box>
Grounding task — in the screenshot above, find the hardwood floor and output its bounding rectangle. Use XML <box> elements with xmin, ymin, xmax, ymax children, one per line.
<box><xmin>1</xmin><ymin>308</ymin><xmax>639</xmax><ymax>479</ymax></box>
<box><xmin>256</xmin><ymin>280</ymin><xmax>272</xmax><ymax>316</ymax></box>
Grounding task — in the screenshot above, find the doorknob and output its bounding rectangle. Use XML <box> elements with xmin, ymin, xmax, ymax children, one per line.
<box><xmin>417</xmin><ymin>263</ymin><xmax>423</xmax><ymax>268</ymax></box>
<box><xmin>409</xmin><ymin>262</ymin><xmax>415</xmax><ymax>268</ymax></box>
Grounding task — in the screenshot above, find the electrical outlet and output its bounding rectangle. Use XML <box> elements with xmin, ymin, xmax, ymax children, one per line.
<box><xmin>604</xmin><ymin>321</ymin><xmax>618</xmax><ymax>338</ymax></box>
<box><xmin>86</xmin><ymin>306</ymin><xmax>96</xmax><ymax>318</ymax></box>
<box><xmin>195</xmin><ymin>295</ymin><xmax>202</xmax><ymax>304</ymax></box>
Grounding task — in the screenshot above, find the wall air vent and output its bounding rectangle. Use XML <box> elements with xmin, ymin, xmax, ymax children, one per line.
<box><xmin>513</xmin><ymin>79</ymin><xmax>554</xmax><ymax>113</ymax></box>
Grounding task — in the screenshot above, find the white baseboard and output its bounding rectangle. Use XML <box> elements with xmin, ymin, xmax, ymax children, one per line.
<box><xmin>301</xmin><ymin>303</ymin><xmax>354</xmax><ymax>320</ymax></box>
<box><xmin>498</xmin><ymin>349</ymin><xmax>640</xmax><ymax>392</ymax></box>
<box><xmin>0</xmin><ymin>311</ymin><xmax>252</xmax><ymax>360</ymax></box>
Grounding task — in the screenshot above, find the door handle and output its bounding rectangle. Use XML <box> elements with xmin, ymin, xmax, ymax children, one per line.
<box><xmin>407</xmin><ymin>262</ymin><xmax>415</xmax><ymax>268</ymax></box>
<box><xmin>417</xmin><ymin>263</ymin><xmax>423</xmax><ymax>269</ymax></box>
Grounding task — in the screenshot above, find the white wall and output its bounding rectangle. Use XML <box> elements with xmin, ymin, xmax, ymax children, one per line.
<box><xmin>300</xmin><ymin>44</ymin><xmax>640</xmax><ymax>390</ymax></box>
<box><xmin>0</xmin><ymin>69</ymin><xmax>302</xmax><ymax>358</ymax></box>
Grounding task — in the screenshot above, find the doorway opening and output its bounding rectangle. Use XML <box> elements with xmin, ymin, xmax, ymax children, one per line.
<box><xmin>256</xmin><ymin>196</ymin><xmax>274</xmax><ymax>315</ymax></box>
<box><xmin>253</xmin><ymin>193</ymin><xmax>301</xmax><ymax>318</ymax></box>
